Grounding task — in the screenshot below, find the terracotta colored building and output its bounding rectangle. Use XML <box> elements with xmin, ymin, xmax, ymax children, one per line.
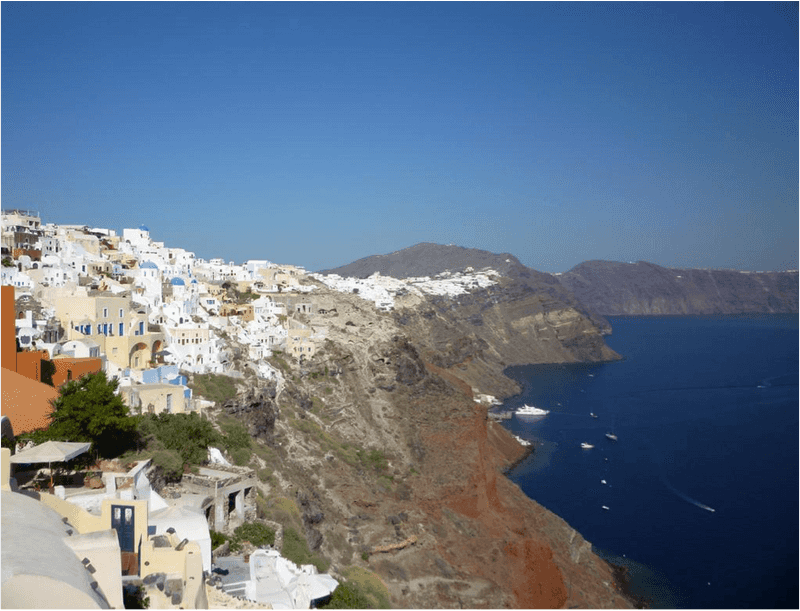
<box><xmin>1</xmin><ymin>285</ymin><xmax>101</xmax><ymax>434</ymax></box>
<box><xmin>1</xmin><ymin>368</ymin><xmax>58</xmax><ymax>434</ymax></box>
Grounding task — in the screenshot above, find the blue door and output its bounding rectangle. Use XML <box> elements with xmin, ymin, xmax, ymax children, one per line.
<box><xmin>111</xmin><ymin>505</ymin><xmax>135</xmax><ymax>552</ymax></box>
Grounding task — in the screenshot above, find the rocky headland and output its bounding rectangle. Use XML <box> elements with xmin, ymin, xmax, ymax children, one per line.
<box><xmin>555</xmin><ymin>260</ymin><xmax>798</xmax><ymax>315</ymax></box>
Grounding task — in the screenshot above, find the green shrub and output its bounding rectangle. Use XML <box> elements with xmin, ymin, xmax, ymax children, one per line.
<box><xmin>231</xmin><ymin>446</ymin><xmax>251</xmax><ymax>466</ymax></box>
<box><xmin>123</xmin><ymin>584</ymin><xmax>150</xmax><ymax>609</ymax></box>
<box><xmin>189</xmin><ymin>373</ymin><xmax>238</xmax><ymax>405</ymax></box>
<box><xmin>151</xmin><ymin>449</ymin><xmax>184</xmax><ymax>481</ymax></box>
<box><xmin>318</xmin><ymin>581</ymin><xmax>375</xmax><ymax>609</ymax></box>
<box><xmin>40</xmin><ymin>359</ymin><xmax>56</xmax><ymax>387</ymax></box>
<box><xmin>221</xmin><ymin>420</ymin><xmax>251</xmax><ymax>451</ymax></box>
<box><xmin>282</xmin><ymin>526</ymin><xmax>330</xmax><ymax>573</ymax></box>
<box><xmin>356</xmin><ymin>448</ymin><xmax>388</xmax><ymax>473</ymax></box>
<box><xmin>210</xmin><ymin>530</ymin><xmax>228</xmax><ymax>549</ymax></box>
<box><xmin>341</xmin><ymin>566</ymin><xmax>391</xmax><ymax>608</ymax></box>
<box><xmin>138</xmin><ymin>412</ymin><xmax>222</xmax><ymax>466</ymax></box>
<box><xmin>234</xmin><ymin>522</ymin><xmax>275</xmax><ymax>547</ymax></box>
<box><xmin>258</xmin><ymin>468</ymin><xmax>274</xmax><ymax>484</ymax></box>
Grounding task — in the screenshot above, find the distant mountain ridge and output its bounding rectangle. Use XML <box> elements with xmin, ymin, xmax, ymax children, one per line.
<box><xmin>321</xmin><ymin>245</ymin><xmax>798</xmax><ymax>316</ymax></box>
<box><xmin>556</xmin><ymin>260</ymin><xmax>799</xmax><ymax>315</ymax></box>
<box><xmin>320</xmin><ymin>242</ymin><xmax>612</xmax><ymax>332</ymax></box>
<box><xmin>319</xmin><ymin>242</ymin><xmax>522</xmax><ymax>278</ymax></box>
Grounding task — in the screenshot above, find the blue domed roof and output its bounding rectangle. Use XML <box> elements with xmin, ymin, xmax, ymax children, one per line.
<box><xmin>140</xmin><ymin>260</ymin><xmax>159</xmax><ymax>269</ymax></box>
<box><xmin>138</xmin><ymin>225</ymin><xmax>149</xmax><ymax>232</ymax></box>
<box><xmin>170</xmin><ymin>277</ymin><xmax>185</xmax><ymax>286</ymax></box>
<box><xmin>191</xmin><ymin>279</ymin><xmax>198</xmax><ymax>284</ymax></box>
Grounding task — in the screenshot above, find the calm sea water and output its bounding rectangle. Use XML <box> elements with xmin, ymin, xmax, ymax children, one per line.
<box><xmin>502</xmin><ymin>315</ymin><xmax>799</xmax><ymax>609</ymax></box>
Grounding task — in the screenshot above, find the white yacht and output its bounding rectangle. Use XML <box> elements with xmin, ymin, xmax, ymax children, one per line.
<box><xmin>515</xmin><ymin>404</ymin><xmax>549</xmax><ymax>417</ymax></box>
<box><xmin>605</xmin><ymin>433</ymin><xmax>618</xmax><ymax>441</ymax></box>
<box><xmin>581</xmin><ymin>442</ymin><xmax>594</xmax><ymax>449</ymax></box>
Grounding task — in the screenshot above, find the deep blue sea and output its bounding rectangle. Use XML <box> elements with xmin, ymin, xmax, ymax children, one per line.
<box><xmin>502</xmin><ymin>315</ymin><xmax>798</xmax><ymax>609</ymax></box>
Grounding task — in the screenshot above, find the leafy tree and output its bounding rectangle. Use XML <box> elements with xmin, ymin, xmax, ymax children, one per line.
<box><xmin>137</xmin><ymin>412</ymin><xmax>222</xmax><ymax>466</ymax></box>
<box><xmin>45</xmin><ymin>371</ymin><xmax>137</xmax><ymax>458</ymax></box>
<box><xmin>41</xmin><ymin>359</ymin><xmax>56</xmax><ymax>387</ymax></box>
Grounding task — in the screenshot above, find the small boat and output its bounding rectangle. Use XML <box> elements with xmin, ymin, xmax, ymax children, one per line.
<box><xmin>581</xmin><ymin>442</ymin><xmax>594</xmax><ymax>449</ymax></box>
<box><xmin>513</xmin><ymin>435</ymin><xmax>532</xmax><ymax>447</ymax></box>
<box><xmin>600</xmin><ymin>479</ymin><xmax>607</xmax><ymax>485</ymax></box>
<box><xmin>605</xmin><ymin>433</ymin><xmax>618</xmax><ymax>441</ymax></box>
<box><xmin>602</xmin><ymin>505</ymin><xmax>610</xmax><ymax>511</ymax></box>
<box><xmin>589</xmin><ymin>412</ymin><xmax>598</xmax><ymax>418</ymax></box>
<box><xmin>515</xmin><ymin>404</ymin><xmax>549</xmax><ymax>417</ymax></box>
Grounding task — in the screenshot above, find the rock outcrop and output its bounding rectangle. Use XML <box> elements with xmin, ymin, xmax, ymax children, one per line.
<box><xmin>557</xmin><ymin>260</ymin><xmax>798</xmax><ymax>315</ymax></box>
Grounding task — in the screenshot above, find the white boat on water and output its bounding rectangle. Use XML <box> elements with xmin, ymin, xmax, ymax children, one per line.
<box><xmin>602</xmin><ymin>505</ymin><xmax>610</xmax><ymax>511</ymax></box>
<box><xmin>605</xmin><ymin>433</ymin><xmax>618</xmax><ymax>441</ymax></box>
<box><xmin>589</xmin><ymin>412</ymin><xmax>598</xmax><ymax>418</ymax></box>
<box><xmin>513</xmin><ymin>435</ymin><xmax>532</xmax><ymax>447</ymax></box>
<box><xmin>516</xmin><ymin>404</ymin><xmax>549</xmax><ymax>417</ymax></box>
<box><xmin>581</xmin><ymin>442</ymin><xmax>594</xmax><ymax>449</ymax></box>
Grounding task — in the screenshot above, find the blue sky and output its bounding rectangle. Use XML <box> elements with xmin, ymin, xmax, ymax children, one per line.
<box><xmin>3</xmin><ymin>2</ymin><xmax>797</xmax><ymax>273</ymax></box>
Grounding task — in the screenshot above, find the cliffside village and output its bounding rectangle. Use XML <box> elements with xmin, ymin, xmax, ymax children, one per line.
<box><xmin>0</xmin><ymin>209</ymin><xmax>503</xmax><ymax>609</ymax></box>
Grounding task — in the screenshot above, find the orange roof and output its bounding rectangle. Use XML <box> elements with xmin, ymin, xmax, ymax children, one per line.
<box><xmin>1</xmin><ymin>367</ymin><xmax>57</xmax><ymax>434</ymax></box>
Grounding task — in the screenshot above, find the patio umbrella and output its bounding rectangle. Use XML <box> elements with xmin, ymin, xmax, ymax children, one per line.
<box><xmin>9</xmin><ymin>440</ymin><xmax>91</xmax><ymax>489</ymax></box>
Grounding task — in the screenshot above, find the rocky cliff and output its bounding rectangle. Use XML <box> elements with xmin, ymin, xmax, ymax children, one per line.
<box><xmin>209</xmin><ymin>247</ymin><xmax>632</xmax><ymax>608</ymax></box>
<box><xmin>557</xmin><ymin>260</ymin><xmax>798</xmax><ymax>315</ymax></box>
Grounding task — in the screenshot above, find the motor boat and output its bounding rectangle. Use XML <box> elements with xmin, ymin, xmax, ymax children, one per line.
<box><xmin>590</xmin><ymin>412</ymin><xmax>598</xmax><ymax>418</ymax></box>
<box><xmin>515</xmin><ymin>404</ymin><xmax>549</xmax><ymax>417</ymax></box>
<box><xmin>581</xmin><ymin>442</ymin><xmax>594</xmax><ymax>449</ymax></box>
<box><xmin>605</xmin><ymin>433</ymin><xmax>618</xmax><ymax>441</ymax></box>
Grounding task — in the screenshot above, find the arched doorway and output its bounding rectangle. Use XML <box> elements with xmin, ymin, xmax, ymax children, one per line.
<box><xmin>129</xmin><ymin>342</ymin><xmax>149</xmax><ymax>369</ymax></box>
<box><xmin>152</xmin><ymin>340</ymin><xmax>164</xmax><ymax>364</ymax></box>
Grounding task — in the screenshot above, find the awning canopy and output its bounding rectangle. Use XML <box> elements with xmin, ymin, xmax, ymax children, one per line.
<box><xmin>9</xmin><ymin>440</ymin><xmax>91</xmax><ymax>464</ymax></box>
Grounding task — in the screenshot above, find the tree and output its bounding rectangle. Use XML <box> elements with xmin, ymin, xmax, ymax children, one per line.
<box><xmin>137</xmin><ymin>412</ymin><xmax>222</xmax><ymax>466</ymax></box>
<box><xmin>46</xmin><ymin>371</ymin><xmax>137</xmax><ymax>458</ymax></box>
<box><xmin>41</xmin><ymin>359</ymin><xmax>56</xmax><ymax>387</ymax></box>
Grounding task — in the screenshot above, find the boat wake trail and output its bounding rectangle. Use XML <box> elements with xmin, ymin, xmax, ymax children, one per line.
<box><xmin>644</xmin><ymin>438</ymin><xmax>716</xmax><ymax>514</ymax></box>
<box><xmin>659</xmin><ymin>476</ymin><xmax>716</xmax><ymax>512</ymax></box>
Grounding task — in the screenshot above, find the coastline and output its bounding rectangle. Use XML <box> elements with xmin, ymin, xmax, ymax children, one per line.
<box><xmin>495</xmin><ymin>360</ymin><xmax>649</xmax><ymax>610</ymax></box>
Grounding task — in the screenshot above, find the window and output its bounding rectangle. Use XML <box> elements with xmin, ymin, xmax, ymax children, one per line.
<box><xmin>119</xmin><ymin>309</ymin><xmax>124</xmax><ymax>318</ymax></box>
<box><xmin>119</xmin><ymin>323</ymin><xmax>124</xmax><ymax>336</ymax></box>
<box><xmin>103</xmin><ymin>308</ymin><xmax>108</xmax><ymax>318</ymax></box>
<box><xmin>166</xmin><ymin>394</ymin><xmax>172</xmax><ymax>413</ymax></box>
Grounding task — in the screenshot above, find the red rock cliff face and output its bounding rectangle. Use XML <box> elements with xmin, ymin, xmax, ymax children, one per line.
<box><xmin>391</xmin><ymin>362</ymin><xmax>631</xmax><ymax>609</ymax></box>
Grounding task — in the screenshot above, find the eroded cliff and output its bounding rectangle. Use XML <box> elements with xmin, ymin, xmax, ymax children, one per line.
<box><xmin>557</xmin><ymin>260</ymin><xmax>799</xmax><ymax>315</ymax></box>
<box><xmin>213</xmin><ymin>276</ymin><xmax>630</xmax><ymax>608</ymax></box>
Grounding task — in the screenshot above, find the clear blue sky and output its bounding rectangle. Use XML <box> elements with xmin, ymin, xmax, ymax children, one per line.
<box><xmin>3</xmin><ymin>2</ymin><xmax>797</xmax><ymax>273</ymax></box>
